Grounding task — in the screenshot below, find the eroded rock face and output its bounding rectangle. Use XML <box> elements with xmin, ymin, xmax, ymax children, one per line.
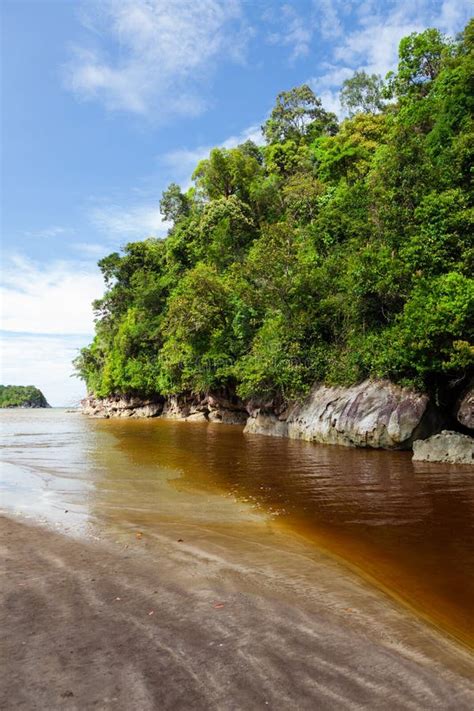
<box><xmin>161</xmin><ymin>394</ymin><xmax>203</xmax><ymax>420</ymax></box>
<box><xmin>244</xmin><ymin>412</ymin><xmax>288</xmax><ymax>438</ymax></box>
<box><xmin>160</xmin><ymin>392</ymin><xmax>248</xmax><ymax>423</ymax></box>
<box><xmin>81</xmin><ymin>390</ymin><xmax>248</xmax><ymax>424</ymax></box>
<box><xmin>81</xmin><ymin>395</ymin><xmax>163</xmax><ymax>419</ymax></box>
<box><xmin>206</xmin><ymin>392</ymin><xmax>248</xmax><ymax>424</ymax></box>
<box><xmin>244</xmin><ymin>380</ymin><xmax>443</xmax><ymax>450</ymax></box>
<box><xmin>83</xmin><ymin>380</ymin><xmax>446</xmax><ymax>450</ymax></box>
<box><xmin>413</xmin><ymin>431</ymin><xmax>474</xmax><ymax>465</ymax></box>
<box><xmin>456</xmin><ymin>386</ymin><xmax>474</xmax><ymax>431</ymax></box>
<box><xmin>207</xmin><ymin>408</ymin><xmax>248</xmax><ymax>425</ymax></box>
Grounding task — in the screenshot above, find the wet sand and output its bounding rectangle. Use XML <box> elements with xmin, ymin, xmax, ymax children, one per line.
<box><xmin>1</xmin><ymin>514</ymin><xmax>474</xmax><ymax>710</ymax></box>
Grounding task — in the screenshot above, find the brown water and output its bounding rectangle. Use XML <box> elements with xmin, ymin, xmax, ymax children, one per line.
<box><xmin>1</xmin><ymin>409</ymin><xmax>473</xmax><ymax>647</ymax></box>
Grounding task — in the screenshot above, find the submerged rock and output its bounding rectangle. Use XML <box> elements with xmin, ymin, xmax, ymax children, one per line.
<box><xmin>244</xmin><ymin>380</ymin><xmax>443</xmax><ymax>450</ymax></box>
<box><xmin>412</xmin><ymin>430</ymin><xmax>474</xmax><ymax>465</ymax></box>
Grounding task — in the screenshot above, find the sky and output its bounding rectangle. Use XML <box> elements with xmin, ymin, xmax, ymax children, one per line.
<box><xmin>1</xmin><ymin>0</ymin><xmax>471</xmax><ymax>406</ymax></box>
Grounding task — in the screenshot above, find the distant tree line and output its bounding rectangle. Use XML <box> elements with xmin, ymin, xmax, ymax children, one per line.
<box><xmin>0</xmin><ymin>385</ymin><xmax>49</xmax><ymax>408</ymax></box>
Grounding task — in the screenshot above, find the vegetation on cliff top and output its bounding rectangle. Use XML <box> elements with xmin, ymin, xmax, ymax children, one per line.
<box><xmin>0</xmin><ymin>385</ymin><xmax>50</xmax><ymax>408</ymax></box>
<box><xmin>75</xmin><ymin>21</ymin><xmax>474</xmax><ymax>406</ymax></box>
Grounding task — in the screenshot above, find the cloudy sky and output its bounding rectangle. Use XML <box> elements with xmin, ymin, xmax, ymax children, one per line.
<box><xmin>1</xmin><ymin>0</ymin><xmax>471</xmax><ymax>405</ymax></box>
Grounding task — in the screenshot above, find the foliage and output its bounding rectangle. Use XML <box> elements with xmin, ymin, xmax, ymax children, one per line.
<box><xmin>75</xmin><ymin>21</ymin><xmax>473</xmax><ymax>406</ymax></box>
<box><xmin>159</xmin><ymin>183</ymin><xmax>190</xmax><ymax>225</ymax></box>
<box><xmin>192</xmin><ymin>146</ymin><xmax>262</xmax><ymax>201</ymax></box>
<box><xmin>262</xmin><ymin>85</ymin><xmax>338</xmax><ymax>144</ymax></box>
<box><xmin>340</xmin><ymin>71</ymin><xmax>385</xmax><ymax>116</ymax></box>
<box><xmin>385</xmin><ymin>28</ymin><xmax>452</xmax><ymax>100</ymax></box>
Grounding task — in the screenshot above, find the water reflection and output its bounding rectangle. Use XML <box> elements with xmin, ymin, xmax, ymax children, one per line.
<box><xmin>1</xmin><ymin>409</ymin><xmax>473</xmax><ymax>646</ymax></box>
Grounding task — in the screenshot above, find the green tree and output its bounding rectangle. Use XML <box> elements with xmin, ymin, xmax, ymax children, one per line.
<box><xmin>262</xmin><ymin>85</ymin><xmax>338</xmax><ymax>144</ymax></box>
<box><xmin>386</xmin><ymin>28</ymin><xmax>451</xmax><ymax>100</ymax></box>
<box><xmin>160</xmin><ymin>183</ymin><xmax>190</xmax><ymax>224</ymax></box>
<box><xmin>192</xmin><ymin>145</ymin><xmax>261</xmax><ymax>201</ymax></box>
<box><xmin>340</xmin><ymin>71</ymin><xmax>385</xmax><ymax>115</ymax></box>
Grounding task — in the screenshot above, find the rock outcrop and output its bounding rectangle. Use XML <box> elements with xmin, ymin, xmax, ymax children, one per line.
<box><xmin>82</xmin><ymin>380</ymin><xmax>448</xmax><ymax>451</ymax></box>
<box><xmin>244</xmin><ymin>380</ymin><xmax>443</xmax><ymax>450</ymax></box>
<box><xmin>81</xmin><ymin>391</ymin><xmax>247</xmax><ymax>425</ymax></box>
<box><xmin>413</xmin><ymin>430</ymin><xmax>474</xmax><ymax>465</ymax></box>
<box><xmin>159</xmin><ymin>391</ymin><xmax>247</xmax><ymax>424</ymax></box>
<box><xmin>81</xmin><ymin>395</ymin><xmax>163</xmax><ymax>419</ymax></box>
<box><xmin>244</xmin><ymin>412</ymin><xmax>289</xmax><ymax>438</ymax></box>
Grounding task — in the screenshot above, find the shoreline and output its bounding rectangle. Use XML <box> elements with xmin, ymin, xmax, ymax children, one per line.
<box><xmin>2</xmin><ymin>512</ymin><xmax>474</xmax><ymax>709</ymax></box>
<box><xmin>80</xmin><ymin>382</ymin><xmax>474</xmax><ymax>464</ymax></box>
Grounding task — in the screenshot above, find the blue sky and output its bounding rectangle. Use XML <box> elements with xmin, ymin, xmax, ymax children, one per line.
<box><xmin>1</xmin><ymin>0</ymin><xmax>471</xmax><ymax>405</ymax></box>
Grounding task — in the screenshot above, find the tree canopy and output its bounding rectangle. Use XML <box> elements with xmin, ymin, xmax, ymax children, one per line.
<box><xmin>340</xmin><ymin>71</ymin><xmax>385</xmax><ymax>116</ymax></box>
<box><xmin>262</xmin><ymin>85</ymin><xmax>338</xmax><ymax>144</ymax></box>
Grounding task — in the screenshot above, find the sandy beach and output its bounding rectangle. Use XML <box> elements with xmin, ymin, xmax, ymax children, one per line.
<box><xmin>1</xmin><ymin>513</ymin><xmax>473</xmax><ymax>710</ymax></box>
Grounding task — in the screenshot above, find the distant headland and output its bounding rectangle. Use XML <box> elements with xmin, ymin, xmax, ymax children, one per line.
<box><xmin>0</xmin><ymin>385</ymin><xmax>50</xmax><ymax>408</ymax></box>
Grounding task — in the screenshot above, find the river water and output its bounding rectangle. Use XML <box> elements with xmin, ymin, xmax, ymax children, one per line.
<box><xmin>1</xmin><ymin>408</ymin><xmax>473</xmax><ymax>648</ymax></box>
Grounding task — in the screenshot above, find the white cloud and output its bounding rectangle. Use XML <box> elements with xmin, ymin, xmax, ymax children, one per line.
<box><xmin>436</xmin><ymin>0</ymin><xmax>472</xmax><ymax>35</ymax></box>
<box><xmin>318</xmin><ymin>89</ymin><xmax>343</xmax><ymax>118</ymax></box>
<box><xmin>265</xmin><ymin>0</ymin><xmax>346</xmax><ymax>61</ymax></box>
<box><xmin>315</xmin><ymin>0</ymin><xmax>343</xmax><ymax>39</ymax></box>
<box><xmin>89</xmin><ymin>203</ymin><xmax>170</xmax><ymax>238</ymax></box>
<box><xmin>0</xmin><ymin>333</ymin><xmax>88</xmax><ymax>407</ymax></box>
<box><xmin>333</xmin><ymin>19</ymin><xmax>422</xmax><ymax>79</ymax></box>
<box><xmin>72</xmin><ymin>242</ymin><xmax>109</xmax><ymax>257</ymax></box>
<box><xmin>0</xmin><ymin>256</ymin><xmax>105</xmax><ymax>405</ymax></box>
<box><xmin>24</xmin><ymin>225</ymin><xmax>73</xmax><ymax>239</ymax></box>
<box><xmin>65</xmin><ymin>0</ymin><xmax>246</xmax><ymax>118</ymax></box>
<box><xmin>0</xmin><ymin>255</ymin><xmax>104</xmax><ymax>335</ymax></box>
<box><xmin>308</xmin><ymin>0</ymin><xmax>472</xmax><ymax>118</ymax></box>
<box><xmin>161</xmin><ymin>122</ymin><xmax>264</xmax><ymax>187</ymax></box>
<box><xmin>312</xmin><ymin>64</ymin><xmax>354</xmax><ymax>91</ymax></box>
<box><xmin>266</xmin><ymin>4</ymin><xmax>313</xmax><ymax>60</ymax></box>
<box><xmin>332</xmin><ymin>0</ymin><xmax>472</xmax><ymax>78</ymax></box>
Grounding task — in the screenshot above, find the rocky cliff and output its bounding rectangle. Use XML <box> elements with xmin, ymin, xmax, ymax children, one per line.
<box><xmin>81</xmin><ymin>391</ymin><xmax>247</xmax><ymax>425</ymax></box>
<box><xmin>244</xmin><ymin>380</ymin><xmax>444</xmax><ymax>450</ymax></box>
<box><xmin>82</xmin><ymin>379</ymin><xmax>452</xmax><ymax>451</ymax></box>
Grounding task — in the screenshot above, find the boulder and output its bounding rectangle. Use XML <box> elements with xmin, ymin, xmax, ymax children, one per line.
<box><xmin>132</xmin><ymin>404</ymin><xmax>162</xmax><ymax>418</ymax></box>
<box><xmin>161</xmin><ymin>394</ymin><xmax>208</xmax><ymax>420</ymax></box>
<box><xmin>244</xmin><ymin>380</ymin><xmax>443</xmax><ymax>449</ymax></box>
<box><xmin>456</xmin><ymin>386</ymin><xmax>473</xmax><ymax>431</ymax></box>
<box><xmin>244</xmin><ymin>412</ymin><xmax>288</xmax><ymax>438</ymax></box>
<box><xmin>413</xmin><ymin>430</ymin><xmax>474</xmax><ymax>465</ymax></box>
<box><xmin>185</xmin><ymin>411</ymin><xmax>208</xmax><ymax>422</ymax></box>
<box><xmin>208</xmin><ymin>409</ymin><xmax>248</xmax><ymax>425</ymax></box>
